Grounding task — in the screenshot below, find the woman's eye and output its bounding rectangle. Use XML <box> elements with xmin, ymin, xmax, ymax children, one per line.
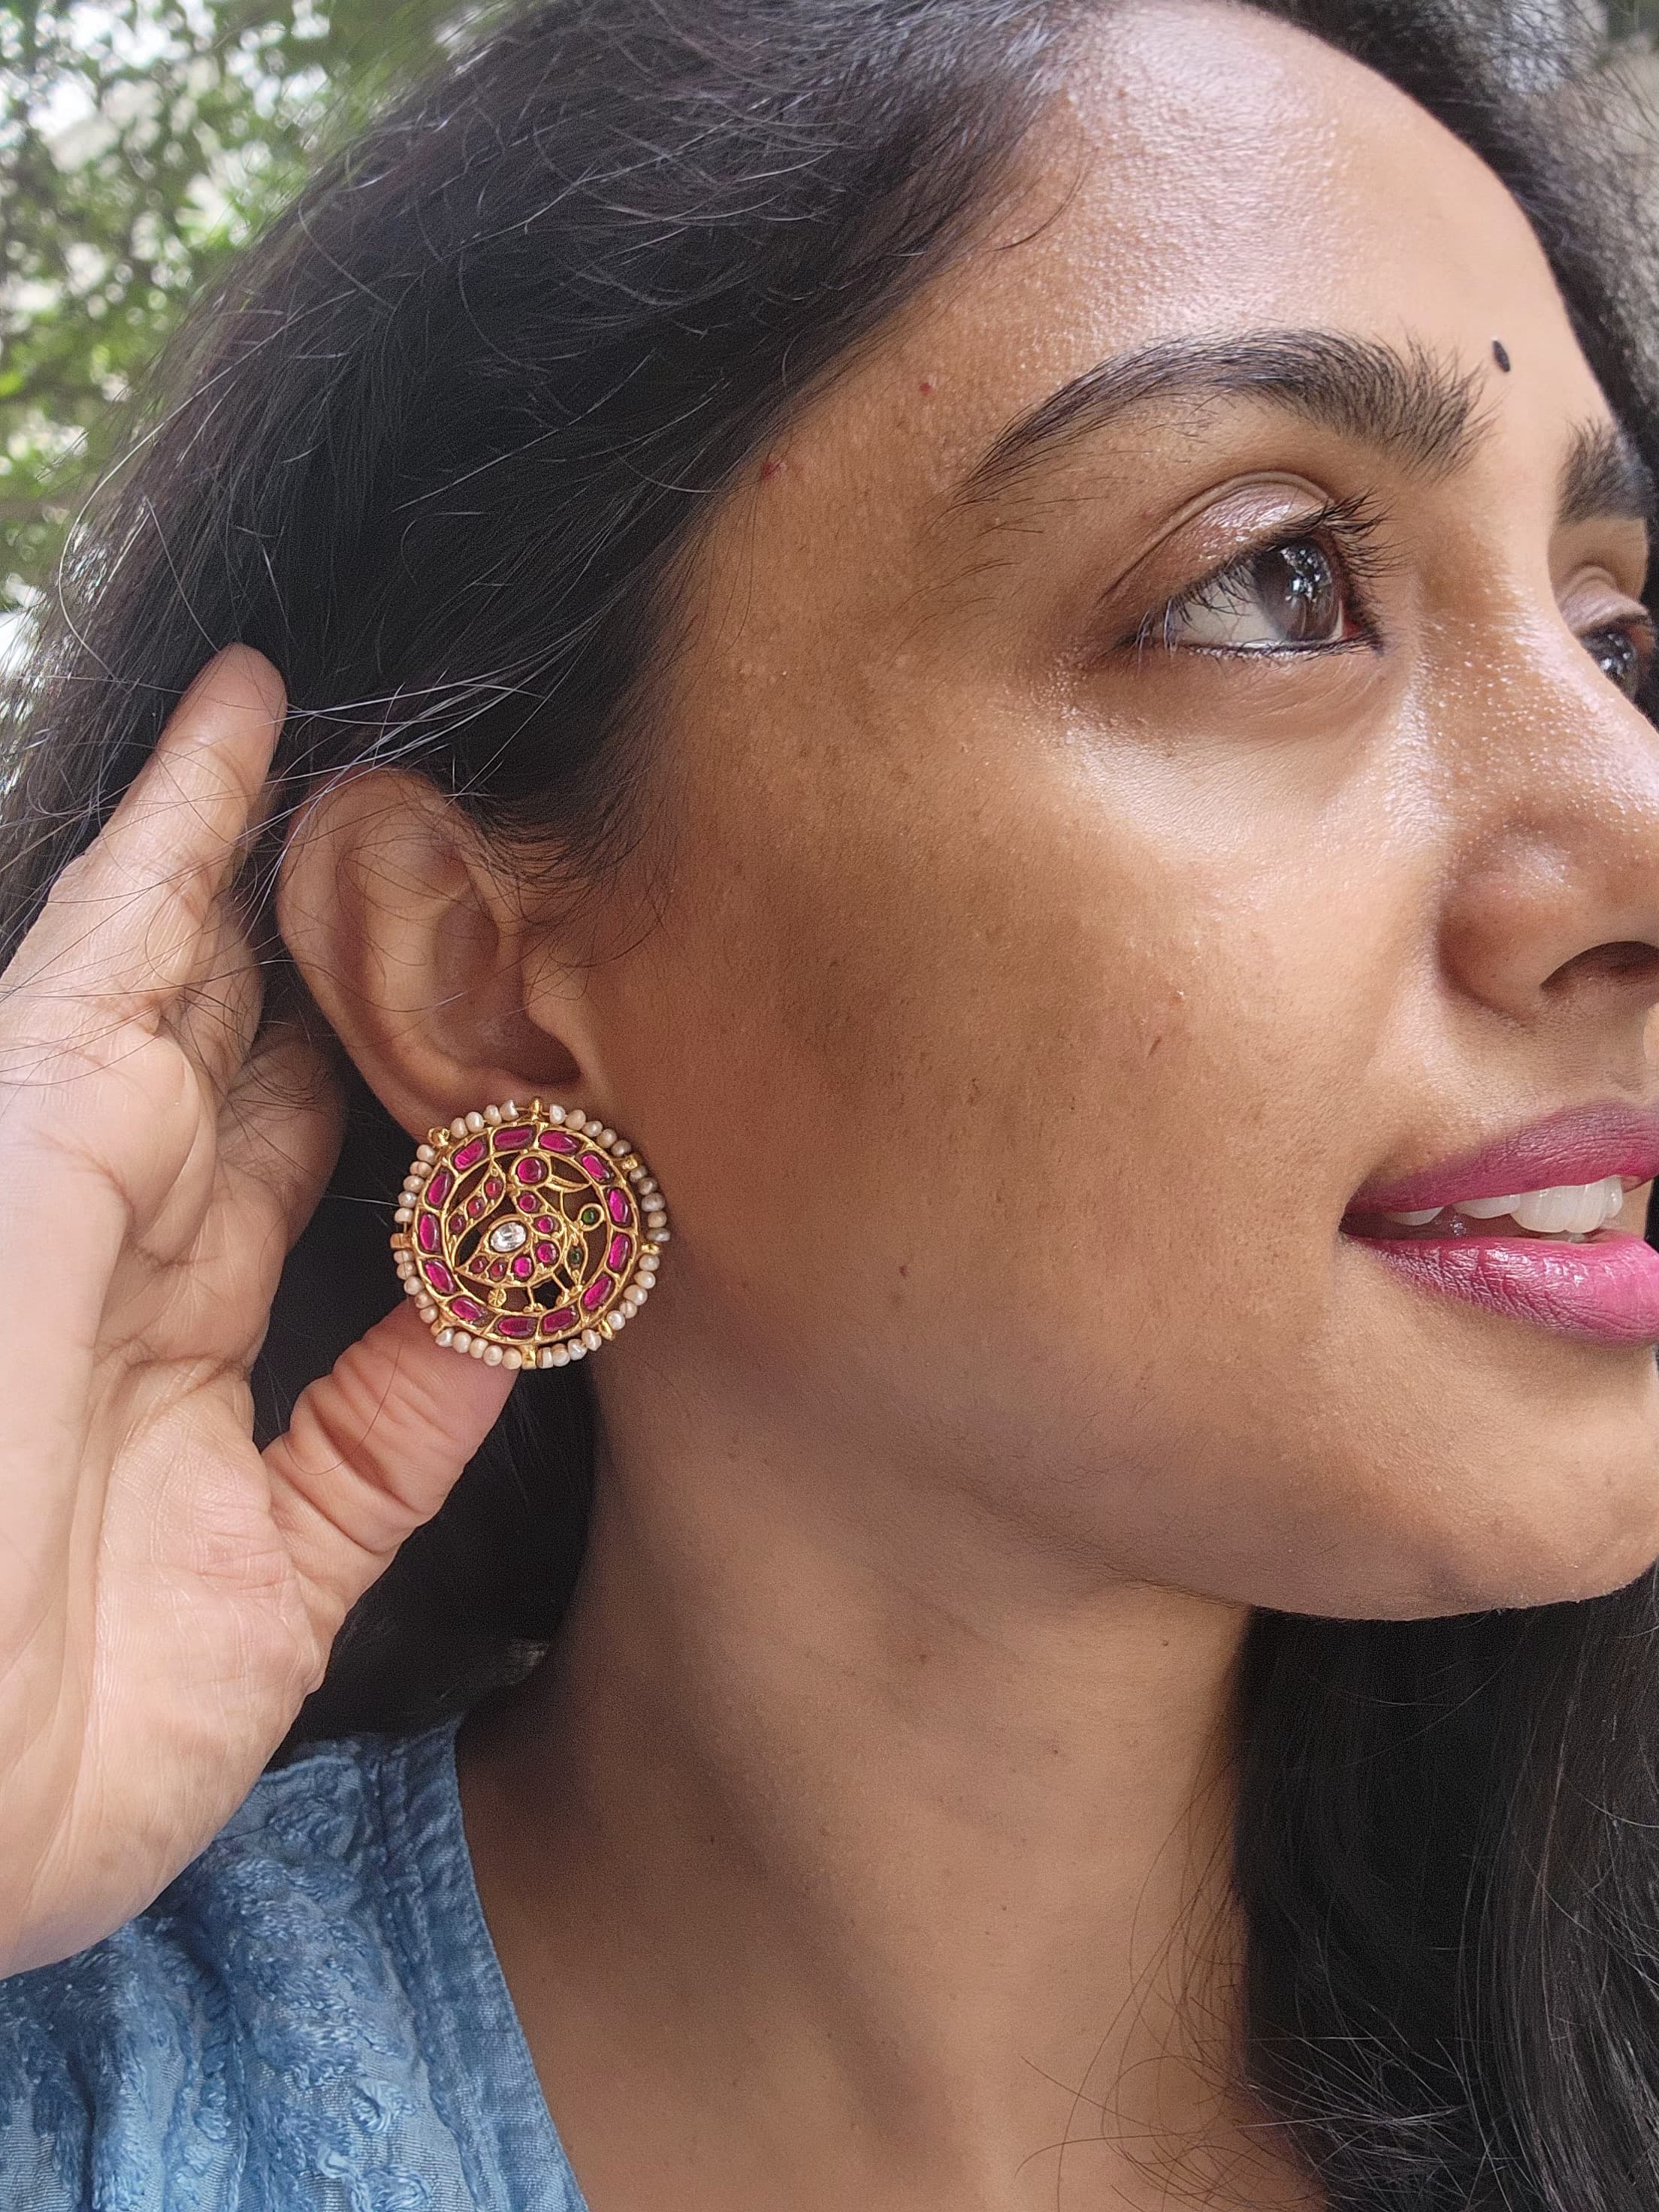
<box><xmin>1582</xmin><ymin>622</ymin><xmax>1651</xmax><ymax>700</ymax></box>
<box><xmin>1156</xmin><ymin>536</ymin><xmax>1361</xmax><ymax>653</ymax></box>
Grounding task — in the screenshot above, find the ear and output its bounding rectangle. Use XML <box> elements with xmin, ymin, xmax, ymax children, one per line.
<box><xmin>276</xmin><ymin>769</ymin><xmax>601</xmax><ymax>1138</ymax></box>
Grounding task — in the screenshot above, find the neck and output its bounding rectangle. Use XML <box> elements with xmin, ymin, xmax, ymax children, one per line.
<box><xmin>457</xmin><ymin>1374</ymin><xmax>1315</xmax><ymax>2211</ymax></box>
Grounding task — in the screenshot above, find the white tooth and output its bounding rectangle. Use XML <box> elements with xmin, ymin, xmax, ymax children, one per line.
<box><xmin>1454</xmin><ymin>1194</ymin><xmax>1525</xmax><ymax>1219</ymax></box>
<box><xmin>1603</xmin><ymin>1177</ymin><xmax>1630</xmax><ymax>1225</ymax></box>
<box><xmin>1384</xmin><ymin>1208</ymin><xmax>1443</xmax><ymax>1226</ymax></box>
<box><xmin>1560</xmin><ymin>1185</ymin><xmax>1606</xmax><ymax>1235</ymax></box>
<box><xmin>1510</xmin><ymin>1185</ymin><xmax>1589</xmax><ymax>1234</ymax></box>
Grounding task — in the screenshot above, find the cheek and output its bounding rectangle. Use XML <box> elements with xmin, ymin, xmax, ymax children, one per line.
<box><xmin>645</xmin><ymin>700</ymin><xmax>1395</xmax><ymax>1379</ymax></box>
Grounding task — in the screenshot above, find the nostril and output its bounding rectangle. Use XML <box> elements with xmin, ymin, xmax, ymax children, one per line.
<box><xmin>1543</xmin><ymin>940</ymin><xmax>1659</xmax><ymax>991</ymax></box>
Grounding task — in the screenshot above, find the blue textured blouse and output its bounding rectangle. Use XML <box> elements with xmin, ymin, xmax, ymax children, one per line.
<box><xmin>0</xmin><ymin>1717</ymin><xmax>591</xmax><ymax>2210</ymax></box>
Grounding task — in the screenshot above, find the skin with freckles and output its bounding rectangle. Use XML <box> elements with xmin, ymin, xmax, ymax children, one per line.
<box><xmin>269</xmin><ymin>4</ymin><xmax>1659</xmax><ymax>2207</ymax></box>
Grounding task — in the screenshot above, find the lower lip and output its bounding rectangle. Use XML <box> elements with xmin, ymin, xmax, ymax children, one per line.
<box><xmin>1349</xmin><ymin>1228</ymin><xmax>1659</xmax><ymax>1346</ymax></box>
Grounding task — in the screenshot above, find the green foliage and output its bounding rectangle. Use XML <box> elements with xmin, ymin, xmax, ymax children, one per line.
<box><xmin>0</xmin><ymin>0</ymin><xmax>468</xmax><ymax>615</ymax></box>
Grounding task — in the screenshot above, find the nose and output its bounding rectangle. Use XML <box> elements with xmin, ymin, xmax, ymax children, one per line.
<box><xmin>1438</xmin><ymin>645</ymin><xmax>1659</xmax><ymax>1033</ymax></box>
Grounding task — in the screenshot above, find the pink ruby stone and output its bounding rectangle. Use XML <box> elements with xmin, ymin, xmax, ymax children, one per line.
<box><xmin>468</xmin><ymin>1195</ymin><xmax>487</xmax><ymax>1216</ymax></box>
<box><xmin>452</xmin><ymin>1138</ymin><xmax>485</xmax><ymax>1171</ymax></box>
<box><xmin>451</xmin><ymin>1296</ymin><xmax>485</xmax><ymax>1322</ymax></box>
<box><xmin>498</xmin><ymin>1315</ymin><xmax>535</xmax><ymax>1339</ymax></box>
<box><xmin>534</xmin><ymin>1241</ymin><xmax>557</xmax><ymax>1265</ymax></box>
<box><xmin>541</xmin><ymin>1306</ymin><xmax>578</xmax><ymax>1334</ymax></box>
<box><xmin>513</xmin><ymin>1157</ymin><xmax>547</xmax><ymax>1185</ymax></box>
<box><xmin>538</xmin><ymin>1130</ymin><xmax>578</xmax><ymax>1153</ymax></box>
<box><xmin>483</xmin><ymin>1175</ymin><xmax>503</xmax><ymax>1201</ymax></box>
<box><xmin>534</xmin><ymin>1215</ymin><xmax>555</xmax><ymax>1232</ymax></box>
<box><xmin>582</xmin><ymin>1274</ymin><xmax>615</xmax><ymax>1312</ymax></box>
<box><xmin>425</xmin><ymin>1262</ymin><xmax>454</xmax><ymax>1294</ymax></box>
<box><xmin>495</xmin><ymin>1126</ymin><xmax>532</xmax><ymax>1150</ymax></box>
<box><xmin>425</xmin><ymin>1169</ymin><xmax>451</xmax><ymax>1205</ymax></box>
<box><xmin>512</xmin><ymin>1256</ymin><xmax>533</xmax><ymax>1280</ymax></box>
<box><xmin>606</xmin><ymin>1189</ymin><xmax>630</xmax><ymax>1224</ymax></box>
<box><xmin>416</xmin><ymin>1213</ymin><xmax>439</xmax><ymax>1253</ymax></box>
<box><xmin>579</xmin><ymin>1151</ymin><xmax>612</xmax><ymax>1181</ymax></box>
<box><xmin>488</xmin><ymin>1260</ymin><xmax>506</xmax><ymax>1281</ymax></box>
<box><xmin>606</xmin><ymin>1233</ymin><xmax>633</xmax><ymax>1271</ymax></box>
<box><xmin>517</xmin><ymin>1193</ymin><xmax>540</xmax><ymax>1213</ymax></box>
<box><xmin>449</xmin><ymin>1213</ymin><xmax>467</xmax><ymax>1237</ymax></box>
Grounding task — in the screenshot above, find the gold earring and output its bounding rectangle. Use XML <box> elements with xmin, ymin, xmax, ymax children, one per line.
<box><xmin>390</xmin><ymin>1098</ymin><xmax>668</xmax><ymax>1371</ymax></box>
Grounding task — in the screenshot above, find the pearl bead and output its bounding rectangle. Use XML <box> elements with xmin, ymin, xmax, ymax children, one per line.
<box><xmin>628</xmin><ymin>1165</ymin><xmax>646</xmax><ymax>1182</ymax></box>
<box><xmin>620</xmin><ymin>1299</ymin><xmax>638</xmax><ymax>1318</ymax></box>
<box><xmin>598</xmin><ymin>1127</ymin><xmax>617</xmax><ymax>1146</ymax></box>
<box><xmin>582</xmin><ymin>1327</ymin><xmax>601</xmax><ymax>1350</ymax></box>
<box><xmin>609</xmin><ymin>1311</ymin><xmax>627</xmax><ymax>1330</ymax></box>
<box><xmin>417</xmin><ymin>1304</ymin><xmax>437</xmax><ymax>1323</ymax></box>
<box><xmin>639</xmin><ymin>1177</ymin><xmax>657</xmax><ymax>1195</ymax></box>
<box><xmin>502</xmin><ymin>1349</ymin><xmax>521</xmax><ymax>1370</ymax></box>
<box><xmin>567</xmin><ymin>1110</ymin><xmax>588</xmax><ymax>1130</ymax></box>
<box><xmin>550</xmin><ymin>1346</ymin><xmax>571</xmax><ymax>1366</ymax></box>
<box><xmin>402</xmin><ymin>1277</ymin><xmax>422</xmax><ymax>1297</ymax></box>
<box><xmin>466</xmin><ymin>1111</ymin><xmax>485</xmax><ymax>1132</ymax></box>
<box><xmin>469</xmin><ymin>1337</ymin><xmax>487</xmax><ymax>1358</ymax></box>
<box><xmin>452</xmin><ymin>1330</ymin><xmax>471</xmax><ymax>1352</ymax></box>
<box><xmin>484</xmin><ymin>1343</ymin><xmax>503</xmax><ymax>1366</ymax></box>
<box><xmin>650</xmin><ymin>1228</ymin><xmax>670</xmax><ymax>1242</ymax></box>
<box><xmin>502</xmin><ymin>1100</ymin><xmax>519</xmax><ymax>1116</ymax></box>
<box><xmin>484</xmin><ymin>1104</ymin><xmax>502</xmax><ymax>1124</ymax></box>
<box><xmin>450</xmin><ymin>1116</ymin><xmax>468</xmax><ymax>1138</ymax></box>
<box><xmin>434</xmin><ymin>1328</ymin><xmax>454</xmax><ymax>1347</ymax></box>
<box><xmin>416</xmin><ymin>1144</ymin><xmax>436</xmax><ymax>1163</ymax></box>
<box><xmin>548</xmin><ymin>1104</ymin><xmax>566</xmax><ymax>1123</ymax></box>
<box><xmin>394</xmin><ymin>1207</ymin><xmax>412</xmax><ymax>1224</ymax></box>
<box><xmin>568</xmin><ymin>1342</ymin><xmax>587</xmax><ymax>1361</ymax></box>
<box><xmin>609</xmin><ymin>1135</ymin><xmax>629</xmax><ymax>1154</ymax></box>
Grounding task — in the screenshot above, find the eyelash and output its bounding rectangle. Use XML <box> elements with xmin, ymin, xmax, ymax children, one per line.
<box><xmin>1129</xmin><ymin>494</ymin><xmax>1395</xmax><ymax>659</ymax></box>
<box><xmin>1127</xmin><ymin>500</ymin><xmax>1659</xmax><ymax>704</ymax></box>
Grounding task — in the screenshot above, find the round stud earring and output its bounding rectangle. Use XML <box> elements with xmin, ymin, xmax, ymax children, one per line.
<box><xmin>389</xmin><ymin>1098</ymin><xmax>668</xmax><ymax>1371</ymax></box>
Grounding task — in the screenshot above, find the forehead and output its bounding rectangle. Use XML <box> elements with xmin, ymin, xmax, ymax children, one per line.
<box><xmin>775</xmin><ymin>0</ymin><xmax>1602</xmax><ymax>501</ymax></box>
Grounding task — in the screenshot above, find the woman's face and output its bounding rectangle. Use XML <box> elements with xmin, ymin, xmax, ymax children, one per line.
<box><xmin>388</xmin><ymin>0</ymin><xmax>1659</xmax><ymax>1618</ymax></box>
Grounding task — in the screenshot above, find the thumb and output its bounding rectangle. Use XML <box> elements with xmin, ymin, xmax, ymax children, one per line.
<box><xmin>264</xmin><ymin>1301</ymin><xmax>518</xmax><ymax>1636</ymax></box>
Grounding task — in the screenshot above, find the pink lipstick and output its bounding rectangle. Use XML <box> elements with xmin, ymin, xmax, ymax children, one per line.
<box><xmin>1345</xmin><ymin>1104</ymin><xmax>1659</xmax><ymax>1347</ymax></box>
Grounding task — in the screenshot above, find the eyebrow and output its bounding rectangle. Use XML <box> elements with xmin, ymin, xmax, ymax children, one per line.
<box><xmin>1558</xmin><ymin>417</ymin><xmax>1656</xmax><ymax>528</ymax></box>
<box><xmin>956</xmin><ymin>328</ymin><xmax>1657</xmax><ymax>540</ymax></box>
<box><xmin>954</xmin><ymin>330</ymin><xmax>1491</xmax><ymax>506</ymax></box>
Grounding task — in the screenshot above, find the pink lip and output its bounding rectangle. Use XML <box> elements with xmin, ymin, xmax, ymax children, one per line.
<box><xmin>1350</xmin><ymin>1102</ymin><xmax>1659</xmax><ymax>1213</ymax></box>
<box><xmin>1352</xmin><ymin>1232</ymin><xmax>1659</xmax><ymax>1347</ymax></box>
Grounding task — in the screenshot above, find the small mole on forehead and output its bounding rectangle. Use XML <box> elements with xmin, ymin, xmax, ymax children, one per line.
<box><xmin>1491</xmin><ymin>339</ymin><xmax>1512</xmax><ymax>373</ymax></box>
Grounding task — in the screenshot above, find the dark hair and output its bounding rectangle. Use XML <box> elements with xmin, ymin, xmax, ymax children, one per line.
<box><xmin>5</xmin><ymin>2</ymin><xmax>1659</xmax><ymax>2204</ymax></box>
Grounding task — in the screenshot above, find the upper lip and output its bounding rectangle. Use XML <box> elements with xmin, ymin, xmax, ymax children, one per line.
<box><xmin>1349</xmin><ymin>1102</ymin><xmax>1659</xmax><ymax>1215</ymax></box>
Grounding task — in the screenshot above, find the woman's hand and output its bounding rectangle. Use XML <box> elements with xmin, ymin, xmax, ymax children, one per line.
<box><xmin>0</xmin><ymin>647</ymin><xmax>515</xmax><ymax>1976</ymax></box>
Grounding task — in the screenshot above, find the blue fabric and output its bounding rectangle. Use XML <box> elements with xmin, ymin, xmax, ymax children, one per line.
<box><xmin>0</xmin><ymin>1718</ymin><xmax>590</xmax><ymax>2210</ymax></box>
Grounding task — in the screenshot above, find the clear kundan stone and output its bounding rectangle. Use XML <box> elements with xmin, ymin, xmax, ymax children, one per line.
<box><xmin>486</xmin><ymin>1219</ymin><xmax>528</xmax><ymax>1255</ymax></box>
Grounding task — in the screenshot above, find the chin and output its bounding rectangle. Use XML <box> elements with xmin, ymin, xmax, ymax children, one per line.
<box><xmin>1382</xmin><ymin>1418</ymin><xmax>1659</xmax><ymax>1618</ymax></box>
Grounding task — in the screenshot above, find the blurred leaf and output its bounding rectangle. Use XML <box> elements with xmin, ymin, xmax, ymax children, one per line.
<box><xmin>0</xmin><ymin>0</ymin><xmax>479</xmax><ymax>618</ymax></box>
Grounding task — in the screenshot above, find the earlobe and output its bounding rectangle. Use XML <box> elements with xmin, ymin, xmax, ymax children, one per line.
<box><xmin>274</xmin><ymin>766</ymin><xmax>587</xmax><ymax>1137</ymax></box>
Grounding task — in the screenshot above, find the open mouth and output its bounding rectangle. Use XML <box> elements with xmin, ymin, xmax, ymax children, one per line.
<box><xmin>1343</xmin><ymin>1176</ymin><xmax>1636</xmax><ymax>1243</ymax></box>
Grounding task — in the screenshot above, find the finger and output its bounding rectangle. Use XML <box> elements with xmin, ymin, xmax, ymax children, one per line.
<box><xmin>216</xmin><ymin>1020</ymin><xmax>347</xmax><ymax>1269</ymax></box>
<box><xmin>262</xmin><ymin>1303</ymin><xmax>516</xmax><ymax>1636</ymax></box>
<box><xmin>4</xmin><ymin>648</ymin><xmax>287</xmax><ymax>1046</ymax></box>
<box><xmin>167</xmin><ymin>893</ymin><xmax>267</xmax><ymax>1104</ymax></box>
